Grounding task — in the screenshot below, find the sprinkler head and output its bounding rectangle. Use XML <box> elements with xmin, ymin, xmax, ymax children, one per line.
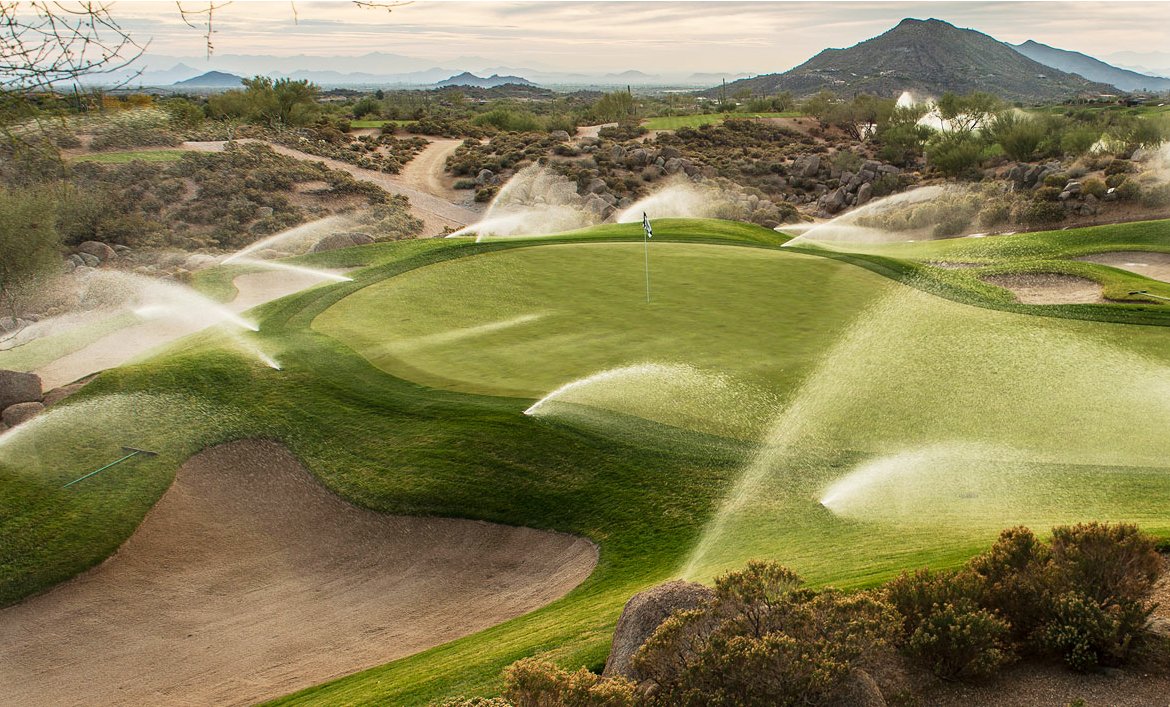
<box><xmin>1130</xmin><ymin>291</ymin><xmax>1148</xmax><ymax>295</ymax></box>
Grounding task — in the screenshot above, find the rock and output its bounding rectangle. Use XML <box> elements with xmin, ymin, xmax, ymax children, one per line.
<box><xmin>628</xmin><ymin>148</ymin><xmax>651</xmax><ymax>166</ymax></box>
<box><xmin>856</xmin><ymin>182</ymin><xmax>874</xmax><ymax>206</ymax></box>
<box><xmin>78</xmin><ymin>253</ymin><xmax>100</xmax><ymax>268</ymax></box>
<box><xmin>67</xmin><ymin>254</ymin><xmax>85</xmax><ymax>267</ymax></box>
<box><xmin>1064</xmin><ymin>181</ymin><xmax>1083</xmax><ymax>195</ymax></box>
<box><xmin>654</xmin><ymin>156</ymin><xmax>666</xmax><ymax>168</ymax></box>
<box><xmin>112</xmin><ymin>244</ymin><xmax>132</xmax><ymax>254</ymax></box>
<box><xmin>77</xmin><ymin>241</ymin><xmax>117</xmax><ymax>262</ymax></box>
<box><xmin>664</xmin><ymin>157</ymin><xmax>684</xmax><ymax>174</ymax></box>
<box><xmin>475</xmin><ymin>169</ymin><xmax>495</xmax><ymax>186</ymax></box>
<box><xmin>256</xmin><ymin>206</ymin><xmax>274</xmax><ymax>219</ymax></box>
<box><xmin>819</xmin><ymin>186</ymin><xmax>848</xmax><ymax>214</ymax></box>
<box><xmin>658</xmin><ymin>146</ymin><xmax>681</xmax><ymax>160</ymax></box>
<box><xmin>2</xmin><ymin>401</ymin><xmax>44</xmax><ymax>427</ymax></box>
<box><xmin>857</xmin><ymin>169</ymin><xmax>876</xmax><ymax>183</ymax></box>
<box><xmin>42</xmin><ymin>382</ymin><xmax>86</xmax><ymax>408</ymax></box>
<box><xmin>877</xmin><ymin>164</ymin><xmax>902</xmax><ymax>175</ymax></box>
<box><xmin>586</xmin><ymin>178</ymin><xmax>608</xmax><ymax>194</ymax></box>
<box><xmin>861</xmin><ymin>160</ymin><xmax>881</xmax><ymax>174</ymax></box>
<box><xmin>73</xmin><ymin>265</ymin><xmax>96</xmax><ymax>278</ymax></box>
<box><xmin>610</xmin><ymin>144</ymin><xmax>627</xmax><ymax>161</ymax></box>
<box><xmin>549</xmin><ymin>130</ymin><xmax>571</xmax><ymax>143</ymax></box>
<box><xmin>1104</xmin><ymin>187</ymin><xmax>1119</xmax><ymax>201</ymax></box>
<box><xmin>797</xmin><ymin>155</ymin><xmax>821</xmax><ymax>178</ymax></box>
<box><xmin>0</xmin><ymin>370</ymin><xmax>42</xmax><ymax>410</ymax></box>
<box><xmin>602</xmin><ymin>580</ymin><xmax>714</xmax><ymax>680</ymax></box>
<box><xmin>828</xmin><ymin>668</ymin><xmax>886</xmax><ymax>707</ymax></box>
<box><xmin>583</xmin><ymin>194</ymin><xmax>613</xmax><ymax>218</ymax></box>
<box><xmin>349</xmin><ymin>232</ymin><xmax>375</xmax><ymax>246</ymax></box>
<box><xmin>1150</xmin><ymin>616</ymin><xmax>1170</xmax><ymax>640</ymax></box>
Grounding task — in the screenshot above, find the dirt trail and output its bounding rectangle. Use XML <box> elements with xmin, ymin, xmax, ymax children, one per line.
<box><xmin>183</xmin><ymin>141</ymin><xmax>479</xmax><ymax>237</ymax></box>
<box><xmin>393</xmin><ymin>137</ymin><xmax>469</xmax><ymax>206</ymax></box>
<box><xmin>0</xmin><ymin>440</ymin><xmax>597</xmax><ymax>706</ymax></box>
<box><xmin>35</xmin><ymin>268</ymin><xmax>345</xmax><ymax>389</ymax></box>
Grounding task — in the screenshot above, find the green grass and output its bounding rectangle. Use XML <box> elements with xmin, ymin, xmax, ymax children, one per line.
<box><xmin>3</xmin><ymin>219</ymin><xmax>1170</xmax><ymax>705</ymax></box>
<box><xmin>642</xmin><ymin>111</ymin><xmax>801</xmax><ymax>130</ymax></box>
<box><xmin>72</xmin><ymin>149</ymin><xmax>187</xmax><ymax>163</ymax></box>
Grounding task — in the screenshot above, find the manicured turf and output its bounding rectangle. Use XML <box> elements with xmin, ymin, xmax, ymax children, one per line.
<box><xmin>72</xmin><ymin>149</ymin><xmax>187</xmax><ymax>163</ymax></box>
<box><xmin>3</xmin><ymin>218</ymin><xmax>1170</xmax><ymax>705</ymax></box>
<box><xmin>642</xmin><ymin>111</ymin><xmax>801</xmax><ymax>130</ymax></box>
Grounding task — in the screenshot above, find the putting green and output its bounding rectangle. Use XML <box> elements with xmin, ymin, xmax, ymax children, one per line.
<box><xmin>316</xmin><ymin>238</ymin><xmax>1170</xmax><ymax>583</ymax></box>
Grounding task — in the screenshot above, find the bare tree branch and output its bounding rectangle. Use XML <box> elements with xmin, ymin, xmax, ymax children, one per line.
<box><xmin>176</xmin><ymin>1</ymin><xmax>232</xmax><ymax>59</ymax></box>
<box><xmin>0</xmin><ymin>2</ymin><xmax>146</xmax><ymax>92</ymax></box>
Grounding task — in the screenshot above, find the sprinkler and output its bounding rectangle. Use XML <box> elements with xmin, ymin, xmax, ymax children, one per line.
<box><xmin>1129</xmin><ymin>290</ymin><xmax>1170</xmax><ymax>302</ymax></box>
<box><xmin>63</xmin><ymin>446</ymin><xmax>159</xmax><ymax>488</ymax></box>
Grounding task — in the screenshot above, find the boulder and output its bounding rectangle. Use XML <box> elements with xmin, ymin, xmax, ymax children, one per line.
<box><xmin>857</xmin><ymin>169</ymin><xmax>876</xmax><ymax>183</ymax></box>
<box><xmin>77</xmin><ymin>241</ymin><xmax>117</xmax><ymax>262</ymax></box>
<box><xmin>856</xmin><ymin>182</ymin><xmax>874</xmax><ymax>206</ymax></box>
<box><xmin>2</xmin><ymin>401</ymin><xmax>44</xmax><ymax>428</ymax></box>
<box><xmin>602</xmin><ymin>580</ymin><xmax>714</xmax><ymax>680</ymax></box>
<box><xmin>112</xmin><ymin>244</ymin><xmax>132</xmax><ymax>254</ymax></box>
<box><xmin>78</xmin><ymin>253</ymin><xmax>100</xmax><ymax>268</ymax></box>
<box><xmin>1064</xmin><ymin>180</ymin><xmax>1083</xmax><ymax>195</ymax></box>
<box><xmin>663</xmin><ymin>157</ymin><xmax>685</xmax><ymax>174</ymax></box>
<box><xmin>877</xmin><ymin>164</ymin><xmax>902</xmax><ymax>175</ymax></box>
<box><xmin>628</xmin><ymin>148</ymin><xmax>651</xmax><ymax>166</ymax></box>
<box><xmin>610</xmin><ymin>145</ymin><xmax>627</xmax><ymax>161</ymax></box>
<box><xmin>475</xmin><ymin>169</ymin><xmax>496</xmax><ymax>186</ymax></box>
<box><xmin>797</xmin><ymin>155</ymin><xmax>821</xmax><ymax>178</ymax></box>
<box><xmin>67</xmin><ymin>253</ymin><xmax>85</xmax><ymax>268</ymax></box>
<box><xmin>349</xmin><ymin>232</ymin><xmax>375</xmax><ymax>246</ymax></box>
<box><xmin>549</xmin><ymin>130</ymin><xmax>571</xmax><ymax>143</ymax></box>
<box><xmin>256</xmin><ymin>206</ymin><xmax>275</xmax><ymax>219</ymax></box>
<box><xmin>819</xmin><ymin>186</ymin><xmax>848</xmax><ymax>214</ymax></box>
<box><xmin>861</xmin><ymin>160</ymin><xmax>881</xmax><ymax>174</ymax></box>
<box><xmin>658</xmin><ymin>146</ymin><xmax>682</xmax><ymax>160</ymax></box>
<box><xmin>43</xmin><ymin>382</ymin><xmax>86</xmax><ymax>408</ymax></box>
<box><xmin>0</xmin><ymin>370</ymin><xmax>42</xmax><ymax>410</ymax></box>
<box><xmin>586</xmin><ymin>178</ymin><xmax>608</xmax><ymax>194</ymax></box>
<box><xmin>828</xmin><ymin>668</ymin><xmax>886</xmax><ymax>707</ymax></box>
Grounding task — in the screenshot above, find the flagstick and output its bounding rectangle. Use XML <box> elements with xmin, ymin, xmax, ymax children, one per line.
<box><xmin>643</xmin><ymin>226</ymin><xmax>651</xmax><ymax>303</ymax></box>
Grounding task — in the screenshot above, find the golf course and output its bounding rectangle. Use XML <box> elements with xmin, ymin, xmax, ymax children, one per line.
<box><xmin>2</xmin><ymin>217</ymin><xmax>1170</xmax><ymax>704</ymax></box>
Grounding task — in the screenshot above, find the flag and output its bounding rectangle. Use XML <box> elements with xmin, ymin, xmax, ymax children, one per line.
<box><xmin>642</xmin><ymin>212</ymin><xmax>653</xmax><ymax>239</ymax></box>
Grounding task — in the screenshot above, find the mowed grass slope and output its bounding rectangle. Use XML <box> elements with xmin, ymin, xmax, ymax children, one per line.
<box><xmin>2</xmin><ymin>220</ymin><xmax>1170</xmax><ymax>705</ymax></box>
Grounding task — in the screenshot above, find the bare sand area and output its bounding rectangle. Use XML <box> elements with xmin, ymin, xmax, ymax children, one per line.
<box><xmin>983</xmin><ymin>273</ymin><xmax>1105</xmax><ymax>305</ymax></box>
<box><xmin>1078</xmin><ymin>251</ymin><xmax>1170</xmax><ymax>283</ymax></box>
<box><xmin>0</xmin><ymin>440</ymin><xmax>597</xmax><ymax>706</ymax></box>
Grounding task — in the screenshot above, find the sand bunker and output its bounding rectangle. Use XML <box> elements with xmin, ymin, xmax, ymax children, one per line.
<box><xmin>1077</xmin><ymin>251</ymin><xmax>1170</xmax><ymax>283</ymax></box>
<box><xmin>0</xmin><ymin>440</ymin><xmax>596</xmax><ymax>706</ymax></box>
<box><xmin>983</xmin><ymin>273</ymin><xmax>1105</xmax><ymax>305</ymax></box>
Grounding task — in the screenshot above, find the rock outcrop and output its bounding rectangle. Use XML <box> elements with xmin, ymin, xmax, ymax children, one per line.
<box><xmin>602</xmin><ymin>579</ymin><xmax>714</xmax><ymax>680</ymax></box>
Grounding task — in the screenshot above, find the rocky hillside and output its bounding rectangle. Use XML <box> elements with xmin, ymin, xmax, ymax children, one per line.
<box><xmin>718</xmin><ymin>18</ymin><xmax>1115</xmax><ymax>102</ymax></box>
<box><xmin>1011</xmin><ymin>40</ymin><xmax>1170</xmax><ymax>93</ymax></box>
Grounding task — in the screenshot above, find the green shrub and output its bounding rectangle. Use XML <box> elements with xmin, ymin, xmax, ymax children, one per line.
<box><xmin>925</xmin><ymin>132</ymin><xmax>985</xmax><ymax>178</ymax></box>
<box><xmin>597</xmin><ymin>120</ymin><xmax>647</xmax><ymax>141</ymax></box>
<box><xmin>978</xmin><ymin>203</ymin><xmax>1012</xmax><ymax>229</ymax></box>
<box><xmin>503</xmin><ymin>658</ymin><xmax>636</xmax><ymax>707</ymax></box>
<box><xmin>904</xmin><ymin>602</ymin><xmax>1013</xmax><ymax>680</ymax></box>
<box><xmin>1016</xmin><ymin>200</ymin><xmax>1066</xmax><ymax>226</ymax></box>
<box><xmin>1041</xmin><ymin>592</ymin><xmax>1147</xmax><ymax>672</ymax></box>
<box><xmin>990</xmin><ymin>112</ymin><xmax>1046</xmax><ymax>161</ymax></box>
<box><xmin>1140</xmin><ymin>183</ymin><xmax>1170</xmax><ymax>208</ymax></box>
<box><xmin>968</xmin><ymin>527</ymin><xmax>1050</xmax><ymax>643</ymax></box>
<box><xmin>475</xmin><ymin>186</ymin><xmax>498</xmax><ymax>203</ymax></box>
<box><xmin>1116</xmin><ymin>179</ymin><xmax>1142</xmax><ymax>201</ymax></box>
<box><xmin>473</xmin><ymin>108</ymin><xmax>543</xmax><ymax>133</ymax></box>
<box><xmin>454</xmin><ymin>178</ymin><xmax>477</xmax><ymax>190</ymax></box>
<box><xmin>1081</xmin><ymin>178</ymin><xmax>1106</xmax><ymax>199</ymax></box>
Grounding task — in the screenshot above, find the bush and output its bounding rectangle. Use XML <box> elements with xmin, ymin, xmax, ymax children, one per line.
<box><xmin>925</xmin><ymin>132</ymin><xmax>985</xmax><ymax>178</ymax></box>
<box><xmin>474</xmin><ymin>108</ymin><xmax>544</xmax><ymax>133</ymax></box>
<box><xmin>597</xmin><ymin>120</ymin><xmax>647</xmax><ymax>141</ymax></box>
<box><xmin>1016</xmin><ymin>199</ymin><xmax>1066</xmax><ymax>226</ymax></box>
<box><xmin>978</xmin><ymin>203</ymin><xmax>1012</xmax><ymax>229</ymax></box>
<box><xmin>475</xmin><ymin>186</ymin><xmax>498</xmax><ymax>203</ymax></box>
<box><xmin>990</xmin><ymin>112</ymin><xmax>1046</xmax><ymax>161</ymax></box>
<box><xmin>503</xmin><ymin>658</ymin><xmax>637</xmax><ymax>707</ymax></box>
<box><xmin>1041</xmin><ymin>591</ymin><xmax>1147</xmax><ymax>672</ymax></box>
<box><xmin>1081</xmin><ymin>178</ymin><xmax>1106</xmax><ymax>199</ymax></box>
<box><xmin>904</xmin><ymin>602</ymin><xmax>1013</xmax><ymax>680</ymax></box>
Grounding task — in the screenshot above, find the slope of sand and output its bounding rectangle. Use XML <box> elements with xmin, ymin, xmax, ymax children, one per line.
<box><xmin>1078</xmin><ymin>251</ymin><xmax>1170</xmax><ymax>282</ymax></box>
<box><xmin>34</xmin><ymin>268</ymin><xmax>343</xmax><ymax>389</ymax></box>
<box><xmin>0</xmin><ymin>440</ymin><xmax>597</xmax><ymax>706</ymax></box>
<box><xmin>983</xmin><ymin>273</ymin><xmax>1105</xmax><ymax>305</ymax></box>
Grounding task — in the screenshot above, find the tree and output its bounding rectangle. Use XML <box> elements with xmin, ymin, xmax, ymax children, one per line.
<box><xmin>936</xmin><ymin>92</ymin><xmax>1001</xmax><ymax>134</ymax></box>
<box><xmin>594</xmin><ymin>90</ymin><xmax>635</xmax><ymax>123</ymax></box>
<box><xmin>988</xmin><ymin>111</ymin><xmax>1046</xmax><ymax>161</ymax></box>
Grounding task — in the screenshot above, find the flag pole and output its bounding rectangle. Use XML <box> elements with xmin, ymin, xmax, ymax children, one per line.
<box><xmin>642</xmin><ymin>212</ymin><xmax>652</xmax><ymax>303</ymax></box>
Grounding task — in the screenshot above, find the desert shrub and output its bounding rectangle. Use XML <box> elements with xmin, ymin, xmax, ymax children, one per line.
<box><xmin>925</xmin><ymin>132</ymin><xmax>985</xmax><ymax>178</ymax></box>
<box><xmin>348</xmin><ymin>197</ymin><xmax>423</xmax><ymax>240</ymax></box>
<box><xmin>1060</xmin><ymin>126</ymin><xmax>1099</xmax><ymax>157</ymax></box>
<box><xmin>90</xmin><ymin>109</ymin><xmax>181</xmax><ymax>150</ymax></box>
<box><xmin>830</xmin><ymin>150</ymin><xmax>863</xmax><ymax>173</ymax></box>
<box><xmin>0</xmin><ymin>187</ymin><xmax>62</xmax><ymax>318</ymax></box>
<box><xmin>968</xmin><ymin>527</ymin><xmax>1050</xmax><ymax>642</ymax></box>
<box><xmin>1105</xmin><ymin>173</ymin><xmax>1128</xmax><ymax>189</ymax></box>
<box><xmin>598</xmin><ymin>120</ymin><xmax>647</xmax><ymax>141</ymax></box>
<box><xmin>990</xmin><ymin>112</ymin><xmax>1045</xmax><ymax>161</ymax></box>
<box><xmin>1048</xmin><ymin>523</ymin><xmax>1161</xmax><ymax>609</ymax></box>
<box><xmin>475</xmin><ymin>186</ymin><xmax>498</xmax><ymax>203</ymax></box>
<box><xmin>978</xmin><ymin>202</ymin><xmax>1012</xmax><ymax>229</ymax></box>
<box><xmin>631</xmin><ymin>561</ymin><xmax>899</xmax><ymax>706</ymax></box>
<box><xmin>1104</xmin><ymin>159</ymin><xmax>1135</xmax><ymax>176</ymax></box>
<box><xmin>886</xmin><ymin>568</ymin><xmax>1013</xmax><ymax>680</ymax></box>
<box><xmin>1034</xmin><ymin>186</ymin><xmax>1063</xmax><ymax>202</ymax></box>
<box><xmin>1042</xmin><ymin>172</ymin><xmax>1069</xmax><ymax>188</ymax></box>
<box><xmin>474</xmin><ymin>108</ymin><xmax>544</xmax><ymax>133</ymax></box>
<box><xmin>1140</xmin><ymin>183</ymin><xmax>1170</xmax><ymax>209</ymax></box>
<box><xmin>1015</xmin><ymin>199</ymin><xmax>1065</xmax><ymax>226</ymax></box>
<box><xmin>352</xmin><ymin>97</ymin><xmax>382</xmax><ymax>119</ymax></box>
<box><xmin>503</xmin><ymin>658</ymin><xmax>637</xmax><ymax>707</ymax></box>
<box><xmin>1115</xmin><ymin>179</ymin><xmax>1142</xmax><ymax>201</ymax></box>
<box><xmin>454</xmin><ymin>178</ymin><xmax>477</xmax><ymax>190</ymax></box>
<box><xmin>1041</xmin><ymin>591</ymin><xmax>1148</xmax><ymax>672</ymax></box>
<box><xmin>1081</xmin><ymin>178</ymin><xmax>1106</xmax><ymax>199</ymax></box>
<box><xmin>876</xmin><ymin>122</ymin><xmax>931</xmax><ymax>167</ymax></box>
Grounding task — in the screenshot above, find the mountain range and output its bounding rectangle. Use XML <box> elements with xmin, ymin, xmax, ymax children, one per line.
<box><xmin>435</xmin><ymin>72</ymin><xmax>534</xmax><ymax>88</ymax></box>
<box><xmin>714</xmin><ymin>18</ymin><xmax>1117</xmax><ymax>103</ymax></box>
<box><xmin>1011</xmin><ymin>40</ymin><xmax>1170</xmax><ymax>93</ymax></box>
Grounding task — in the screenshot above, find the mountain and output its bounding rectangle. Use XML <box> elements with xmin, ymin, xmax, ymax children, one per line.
<box><xmin>1102</xmin><ymin>51</ymin><xmax>1170</xmax><ymax>80</ymax></box>
<box><xmin>689</xmin><ymin>71</ymin><xmax>752</xmax><ymax>83</ymax></box>
<box><xmin>714</xmin><ymin>18</ymin><xmax>1115</xmax><ymax>103</ymax></box>
<box><xmin>435</xmin><ymin>72</ymin><xmax>535</xmax><ymax>88</ymax></box>
<box><xmin>173</xmin><ymin>71</ymin><xmax>244</xmax><ymax>88</ymax></box>
<box><xmin>1012</xmin><ymin>40</ymin><xmax>1170</xmax><ymax>92</ymax></box>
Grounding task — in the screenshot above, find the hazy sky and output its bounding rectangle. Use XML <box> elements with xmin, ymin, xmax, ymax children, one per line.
<box><xmin>113</xmin><ymin>1</ymin><xmax>1170</xmax><ymax>74</ymax></box>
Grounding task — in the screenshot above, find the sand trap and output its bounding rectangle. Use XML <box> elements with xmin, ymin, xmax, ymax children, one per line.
<box><xmin>0</xmin><ymin>440</ymin><xmax>597</xmax><ymax>706</ymax></box>
<box><xmin>34</xmin><ymin>269</ymin><xmax>343</xmax><ymax>388</ymax></box>
<box><xmin>983</xmin><ymin>273</ymin><xmax>1105</xmax><ymax>305</ymax></box>
<box><xmin>1077</xmin><ymin>251</ymin><xmax>1170</xmax><ymax>283</ymax></box>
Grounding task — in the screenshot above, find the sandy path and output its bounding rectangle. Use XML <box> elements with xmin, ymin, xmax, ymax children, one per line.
<box><xmin>183</xmin><ymin>141</ymin><xmax>478</xmax><ymax>237</ymax></box>
<box><xmin>0</xmin><ymin>440</ymin><xmax>597</xmax><ymax>706</ymax></box>
<box><xmin>983</xmin><ymin>273</ymin><xmax>1105</xmax><ymax>305</ymax></box>
<box><xmin>1077</xmin><ymin>251</ymin><xmax>1170</xmax><ymax>283</ymax></box>
<box><xmin>575</xmin><ymin>123</ymin><xmax>615</xmax><ymax>140</ymax></box>
<box><xmin>34</xmin><ymin>268</ymin><xmax>345</xmax><ymax>389</ymax></box>
<box><xmin>392</xmin><ymin>137</ymin><xmax>468</xmax><ymax>205</ymax></box>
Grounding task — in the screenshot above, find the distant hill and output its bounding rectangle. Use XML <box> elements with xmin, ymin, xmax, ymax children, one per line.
<box><xmin>173</xmin><ymin>71</ymin><xmax>244</xmax><ymax>88</ymax></box>
<box><xmin>1011</xmin><ymin>40</ymin><xmax>1170</xmax><ymax>93</ymax></box>
<box><xmin>435</xmin><ymin>72</ymin><xmax>535</xmax><ymax>88</ymax></box>
<box><xmin>713</xmin><ymin>18</ymin><xmax>1115</xmax><ymax>103</ymax></box>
